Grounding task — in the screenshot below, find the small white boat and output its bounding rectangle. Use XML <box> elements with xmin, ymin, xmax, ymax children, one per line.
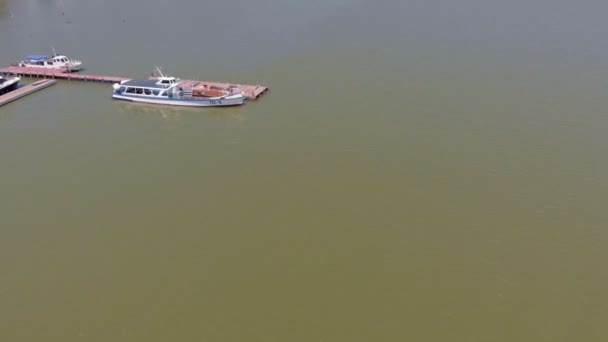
<box><xmin>18</xmin><ymin>49</ymin><xmax>83</xmax><ymax>72</ymax></box>
<box><xmin>111</xmin><ymin>68</ymin><xmax>245</xmax><ymax>107</ymax></box>
<box><xmin>0</xmin><ymin>75</ymin><xmax>20</xmax><ymax>95</ymax></box>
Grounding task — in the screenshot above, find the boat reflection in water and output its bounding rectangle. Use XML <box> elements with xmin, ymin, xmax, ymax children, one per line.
<box><xmin>115</xmin><ymin>100</ymin><xmax>247</xmax><ymax>123</ymax></box>
<box><xmin>115</xmin><ymin>101</ymin><xmax>193</xmax><ymax>121</ymax></box>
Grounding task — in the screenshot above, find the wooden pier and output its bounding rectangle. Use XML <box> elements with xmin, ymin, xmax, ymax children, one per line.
<box><xmin>0</xmin><ymin>66</ymin><xmax>127</xmax><ymax>83</ymax></box>
<box><xmin>0</xmin><ymin>79</ymin><xmax>57</xmax><ymax>107</ymax></box>
<box><xmin>0</xmin><ymin>66</ymin><xmax>269</xmax><ymax>100</ymax></box>
<box><xmin>171</xmin><ymin>79</ymin><xmax>268</xmax><ymax>100</ymax></box>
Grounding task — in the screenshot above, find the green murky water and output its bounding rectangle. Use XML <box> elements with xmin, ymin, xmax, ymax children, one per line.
<box><xmin>1</xmin><ymin>1</ymin><xmax>607</xmax><ymax>341</ymax></box>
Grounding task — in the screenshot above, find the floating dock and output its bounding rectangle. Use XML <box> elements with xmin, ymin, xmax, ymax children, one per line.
<box><xmin>0</xmin><ymin>66</ymin><xmax>126</xmax><ymax>83</ymax></box>
<box><xmin>0</xmin><ymin>66</ymin><xmax>269</xmax><ymax>100</ymax></box>
<box><xmin>0</xmin><ymin>79</ymin><xmax>57</xmax><ymax>107</ymax></box>
<box><xmin>172</xmin><ymin>79</ymin><xmax>268</xmax><ymax>100</ymax></box>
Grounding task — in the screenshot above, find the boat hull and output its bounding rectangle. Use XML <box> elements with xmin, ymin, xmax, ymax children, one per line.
<box><xmin>112</xmin><ymin>94</ymin><xmax>244</xmax><ymax>107</ymax></box>
<box><xmin>65</xmin><ymin>64</ymin><xmax>83</xmax><ymax>72</ymax></box>
<box><xmin>0</xmin><ymin>77</ymin><xmax>20</xmax><ymax>95</ymax></box>
<box><xmin>18</xmin><ymin>63</ymin><xmax>83</xmax><ymax>72</ymax></box>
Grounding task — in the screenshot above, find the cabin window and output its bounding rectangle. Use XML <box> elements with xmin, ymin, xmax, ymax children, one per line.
<box><xmin>48</xmin><ymin>62</ymin><xmax>53</xmax><ymax>65</ymax></box>
<box><xmin>152</xmin><ymin>90</ymin><xmax>160</xmax><ymax>96</ymax></box>
<box><xmin>119</xmin><ymin>87</ymin><xmax>126</xmax><ymax>92</ymax></box>
<box><xmin>125</xmin><ymin>87</ymin><xmax>135</xmax><ymax>94</ymax></box>
<box><xmin>144</xmin><ymin>89</ymin><xmax>151</xmax><ymax>95</ymax></box>
<box><xmin>36</xmin><ymin>61</ymin><xmax>44</xmax><ymax>65</ymax></box>
<box><xmin>159</xmin><ymin>91</ymin><xmax>168</xmax><ymax>97</ymax></box>
<box><xmin>135</xmin><ymin>88</ymin><xmax>143</xmax><ymax>94</ymax></box>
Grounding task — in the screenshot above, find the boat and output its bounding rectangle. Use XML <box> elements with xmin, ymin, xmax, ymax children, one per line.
<box><xmin>17</xmin><ymin>48</ymin><xmax>83</xmax><ymax>72</ymax></box>
<box><xmin>0</xmin><ymin>75</ymin><xmax>20</xmax><ymax>95</ymax></box>
<box><xmin>111</xmin><ymin>68</ymin><xmax>245</xmax><ymax>107</ymax></box>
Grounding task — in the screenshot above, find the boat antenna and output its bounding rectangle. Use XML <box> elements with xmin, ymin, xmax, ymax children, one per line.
<box><xmin>154</xmin><ymin>65</ymin><xmax>166</xmax><ymax>78</ymax></box>
<box><xmin>51</xmin><ymin>46</ymin><xmax>57</xmax><ymax>57</ymax></box>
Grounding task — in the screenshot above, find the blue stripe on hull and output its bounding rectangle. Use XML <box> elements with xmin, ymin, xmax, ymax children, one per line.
<box><xmin>111</xmin><ymin>96</ymin><xmax>134</xmax><ymax>102</ymax></box>
<box><xmin>112</xmin><ymin>95</ymin><xmax>243</xmax><ymax>108</ymax></box>
<box><xmin>115</xmin><ymin>94</ymin><xmax>242</xmax><ymax>103</ymax></box>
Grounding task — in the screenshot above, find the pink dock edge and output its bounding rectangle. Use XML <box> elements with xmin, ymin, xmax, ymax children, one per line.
<box><xmin>0</xmin><ymin>66</ymin><xmax>269</xmax><ymax>101</ymax></box>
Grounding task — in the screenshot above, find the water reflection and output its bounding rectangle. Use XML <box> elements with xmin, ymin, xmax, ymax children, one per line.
<box><xmin>6</xmin><ymin>0</ymin><xmax>73</xmax><ymax>21</ymax></box>
<box><xmin>0</xmin><ymin>0</ymin><xmax>9</xmax><ymax>19</ymax></box>
<box><xmin>34</xmin><ymin>0</ymin><xmax>69</xmax><ymax>10</ymax></box>
<box><xmin>114</xmin><ymin>101</ymin><xmax>248</xmax><ymax>124</ymax></box>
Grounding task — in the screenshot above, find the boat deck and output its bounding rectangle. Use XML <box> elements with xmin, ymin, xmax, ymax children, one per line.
<box><xmin>0</xmin><ymin>66</ymin><xmax>269</xmax><ymax>100</ymax></box>
<box><xmin>176</xmin><ymin>79</ymin><xmax>268</xmax><ymax>100</ymax></box>
<box><xmin>0</xmin><ymin>79</ymin><xmax>57</xmax><ymax>107</ymax></box>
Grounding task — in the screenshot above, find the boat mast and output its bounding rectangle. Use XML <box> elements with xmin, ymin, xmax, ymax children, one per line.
<box><xmin>154</xmin><ymin>65</ymin><xmax>166</xmax><ymax>78</ymax></box>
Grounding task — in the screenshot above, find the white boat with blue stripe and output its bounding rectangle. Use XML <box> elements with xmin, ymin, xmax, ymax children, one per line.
<box><xmin>18</xmin><ymin>48</ymin><xmax>83</xmax><ymax>72</ymax></box>
<box><xmin>111</xmin><ymin>68</ymin><xmax>245</xmax><ymax>107</ymax></box>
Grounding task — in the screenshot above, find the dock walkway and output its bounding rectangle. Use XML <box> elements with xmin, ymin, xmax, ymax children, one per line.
<box><xmin>172</xmin><ymin>79</ymin><xmax>267</xmax><ymax>100</ymax></box>
<box><xmin>0</xmin><ymin>66</ymin><xmax>269</xmax><ymax>100</ymax></box>
<box><xmin>0</xmin><ymin>66</ymin><xmax>126</xmax><ymax>83</ymax></box>
<box><xmin>0</xmin><ymin>79</ymin><xmax>57</xmax><ymax>107</ymax></box>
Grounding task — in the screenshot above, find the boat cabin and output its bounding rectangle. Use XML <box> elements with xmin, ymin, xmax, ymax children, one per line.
<box><xmin>114</xmin><ymin>79</ymin><xmax>178</xmax><ymax>97</ymax></box>
<box><xmin>156</xmin><ymin>76</ymin><xmax>179</xmax><ymax>87</ymax></box>
<box><xmin>22</xmin><ymin>54</ymin><xmax>70</xmax><ymax>65</ymax></box>
<box><xmin>51</xmin><ymin>55</ymin><xmax>70</xmax><ymax>63</ymax></box>
<box><xmin>23</xmin><ymin>55</ymin><xmax>52</xmax><ymax>66</ymax></box>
